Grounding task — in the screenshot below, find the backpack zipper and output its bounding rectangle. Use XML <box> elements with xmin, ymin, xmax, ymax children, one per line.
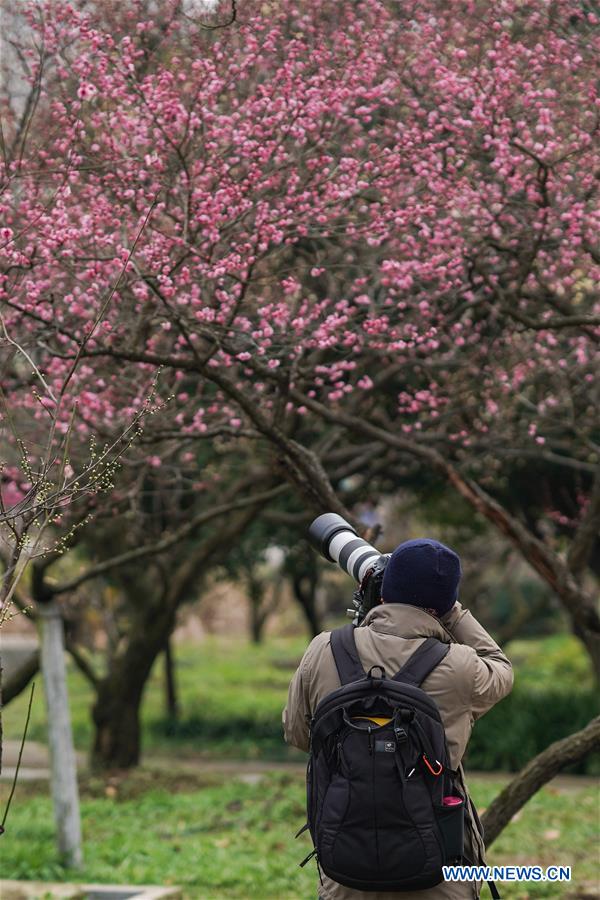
<box><xmin>299</xmin><ymin>848</ymin><xmax>317</xmax><ymax>867</ymax></box>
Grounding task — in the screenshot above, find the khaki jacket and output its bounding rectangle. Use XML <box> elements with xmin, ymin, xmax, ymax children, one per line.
<box><xmin>283</xmin><ymin>601</ymin><xmax>514</xmax><ymax>900</ymax></box>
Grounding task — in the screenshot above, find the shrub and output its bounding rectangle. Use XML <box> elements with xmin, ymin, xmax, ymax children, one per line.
<box><xmin>465</xmin><ymin>685</ymin><xmax>600</xmax><ymax>774</ymax></box>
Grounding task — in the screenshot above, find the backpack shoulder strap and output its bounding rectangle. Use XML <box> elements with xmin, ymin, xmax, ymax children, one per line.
<box><xmin>330</xmin><ymin>624</ymin><xmax>366</xmax><ymax>685</ymax></box>
<box><xmin>391</xmin><ymin>637</ymin><xmax>450</xmax><ymax>687</ymax></box>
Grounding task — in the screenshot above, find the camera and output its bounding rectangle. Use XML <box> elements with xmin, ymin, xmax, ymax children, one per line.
<box><xmin>308</xmin><ymin>513</ymin><xmax>390</xmax><ymax>625</ymax></box>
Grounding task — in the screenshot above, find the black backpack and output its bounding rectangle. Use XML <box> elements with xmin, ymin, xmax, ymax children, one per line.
<box><xmin>298</xmin><ymin>623</ymin><xmax>466</xmax><ymax>892</ymax></box>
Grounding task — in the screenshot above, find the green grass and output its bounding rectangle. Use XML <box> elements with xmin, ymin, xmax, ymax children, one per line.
<box><xmin>506</xmin><ymin>633</ymin><xmax>596</xmax><ymax>691</ymax></box>
<box><xmin>1</xmin><ymin>770</ymin><xmax>597</xmax><ymax>899</ymax></box>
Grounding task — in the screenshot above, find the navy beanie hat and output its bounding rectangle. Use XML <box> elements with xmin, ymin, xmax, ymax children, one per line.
<box><xmin>381</xmin><ymin>538</ymin><xmax>461</xmax><ymax>616</ymax></box>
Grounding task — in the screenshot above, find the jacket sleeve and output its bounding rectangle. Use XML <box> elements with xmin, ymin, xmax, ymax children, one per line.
<box><xmin>282</xmin><ymin>637</ymin><xmax>322</xmax><ymax>753</ymax></box>
<box><xmin>441</xmin><ymin>600</ymin><xmax>514</xmax><ymax>721</ymax></box>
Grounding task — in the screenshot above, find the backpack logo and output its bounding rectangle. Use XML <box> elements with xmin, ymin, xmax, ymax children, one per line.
<box><xmin>375</xmin><ymin>740</ymin><xmax>396</xmax><ymax>752</ymax></box>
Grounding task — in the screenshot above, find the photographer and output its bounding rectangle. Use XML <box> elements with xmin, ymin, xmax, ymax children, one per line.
<box><xmin>283</xmin><ymin>536</ymin><xmax>513</xmax><ymax>900</ymax></box>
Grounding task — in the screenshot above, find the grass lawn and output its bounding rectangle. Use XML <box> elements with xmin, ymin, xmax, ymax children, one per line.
<box><xmin>1</xmin><ymin>769</ymin><xmax>598</xmax><ymax>899</ymax></box>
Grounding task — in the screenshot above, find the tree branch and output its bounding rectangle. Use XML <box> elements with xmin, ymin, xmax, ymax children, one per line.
<box><xmin>2</xmin><ymin>651</ymin><xmax>39</xmax><ymax>705</ymax></box>
<box><xmin>51</xmin><ymin>485</ymin><xmax>286</xmax><ymax>595</ymax></box>
<box><xmin>245</xmin><ymin>370</ymin><xmax>600</xmax><ymax>657</ymax></box>
<box><xmin>503</xmin><ymin>306</ymin><xmax>600</xmax><ymax>335</ymax></box>
<box><xmin>64</xmin><ymin>640</ymin><xmax>100</xmax><ymax>689</ymax></box>
<box><xmin>482</xmin><ymin>716</ymin><xmax>600</xmax><ymax>846</ymax></box>
<box><xmin>81</xmin><ymin>345</ymin><xmax>355</xmax><ymax>523</ymax></box>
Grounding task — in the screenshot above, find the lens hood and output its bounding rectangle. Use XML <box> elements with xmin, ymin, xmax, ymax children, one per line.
<box><xmin>308</xmin><ymin>513</ymin><xmax>358</xmax><ymax>561</ymax></box>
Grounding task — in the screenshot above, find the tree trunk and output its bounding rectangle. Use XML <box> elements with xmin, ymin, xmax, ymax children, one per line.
<box><xmin>292</xmin><ymin>572</ymin><xmax>322</xmax><ymax>638</ymax></box>
<box><xmin>92</xmin><ymin>677</ymin><xmax>145</xmax><ymax>770</ymax></box>
<box><xmin>482</xmin><ymin>715</ymin><xmax>600</xmax><ymax>847</ymax></box>
<box><xmin>250</xmin><ymin>601</ymin><xmax>264</xmax><ymax>643</ymax></box>
<box><xmin>90</xmin><ymin>504</ymin><xmax>268</xmax><ymax>768</ymax></box>
<box><xmin>164</xmin><ymin>638</ymin><xmax>179</xmax><ymax>721</ymax></box>
<box><xmin>248</xmin><ymin>576</ymin><xmax>267</xmax><ymax>644</ymax></box>
<box><xmin>569</xmin><ymin>625</ymin><xmax>600</xmax><ymax>683</ymax></box>
<box><xmin>91</xmin><ymin>606</ymin><xmax>176</xmax><ymax>770</ymax></box>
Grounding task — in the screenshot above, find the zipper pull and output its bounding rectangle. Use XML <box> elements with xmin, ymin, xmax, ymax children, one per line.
<box><xmin>299</xmin><ymin>848</ymin><xmax>317</xmax><ymax>867</ymax></box>
<box><xmin>368</xmin><ymin>725</ymin><xmax>373</xmax><ymax>755</ymax></box>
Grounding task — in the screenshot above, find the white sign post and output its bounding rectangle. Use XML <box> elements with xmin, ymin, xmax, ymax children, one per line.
<box><xmin>38</xmin><ymin>601</ymin><xmax>83</xmax><ymax>867</ymax></box>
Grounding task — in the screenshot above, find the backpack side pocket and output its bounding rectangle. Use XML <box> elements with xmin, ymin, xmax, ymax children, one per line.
<box><xmin>434</xmin><ymin>799</ymin><xmax>465</xmax><ymax>862</ymax></box>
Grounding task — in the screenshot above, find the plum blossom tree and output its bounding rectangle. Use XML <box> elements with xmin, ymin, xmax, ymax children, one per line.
<box><xmin>23</xmin><ymin>456</ymin><xmax>286</xmax><ymax>769</ymax></box>
<box><xmin>4</xmin><ymin>0</ymin><xmax>596</xmax><ymax>667</ymax></box>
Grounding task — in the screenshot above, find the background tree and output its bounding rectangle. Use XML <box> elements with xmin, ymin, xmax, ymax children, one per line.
<box><xmin>13</xmin><ymin>453</ymin><xmax>283</xmax><ymax>768</ymax></box>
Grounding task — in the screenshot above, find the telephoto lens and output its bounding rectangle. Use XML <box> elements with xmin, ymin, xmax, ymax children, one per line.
<box><xmin>308</xmin><ymin>513</ymin><xmax>383</xmax><ymax>583</ymax></box>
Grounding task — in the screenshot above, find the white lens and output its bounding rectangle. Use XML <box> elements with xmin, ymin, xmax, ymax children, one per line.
<box><xmin>358</xmin><ymin>555</ymin><xmax>379</xmax><ymax>582</ymax></box>
<box><xmin>346</xmin><ymin>546</ymin><xmax>377</xmax><ymax>579</ymax></box>
<box><xmin>328</xmin><ymin>532</ymin><xmax>353</xmax><ymax>563</ymax></box>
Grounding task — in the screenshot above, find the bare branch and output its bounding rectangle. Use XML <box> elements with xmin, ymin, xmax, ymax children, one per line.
<box><xmin>51</xmin><ymin>484</ymin><xmax>286</xmax><ymax>595</ymax></box>
<box><xmin>0</xmin><ymin>315</ymin><xmax>57</xmax><ymax>403</ymax></box>
<box><xmin>482</xmin><ymin>716</ymin><xmax>600</xmax><ymax>846</ymax></box>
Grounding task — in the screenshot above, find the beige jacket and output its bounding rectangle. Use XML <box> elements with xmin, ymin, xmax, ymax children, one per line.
<box><xmin>283</xmin><ymin>601</ymin><xmax>514</xmax><ymax>900</ymax></box>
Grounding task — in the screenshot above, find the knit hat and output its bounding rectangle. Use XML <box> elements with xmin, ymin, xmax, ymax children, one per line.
<box><xmin>381</xmin><ymin>538</ymin><xmax>461</xmax><ymax>616</ymax></box>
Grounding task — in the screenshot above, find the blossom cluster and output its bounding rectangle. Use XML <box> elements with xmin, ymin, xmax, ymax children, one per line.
<box><xmin>1</xmin><ymin>0</ymin><xmax>597</xmax><ymax>505</ymax></box>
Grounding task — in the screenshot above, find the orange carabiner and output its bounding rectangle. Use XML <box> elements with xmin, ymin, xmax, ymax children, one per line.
<box><xmin>422</xmin><ymin>754</ymin><xmax>443</xmax><ymax>776</ymax></box>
